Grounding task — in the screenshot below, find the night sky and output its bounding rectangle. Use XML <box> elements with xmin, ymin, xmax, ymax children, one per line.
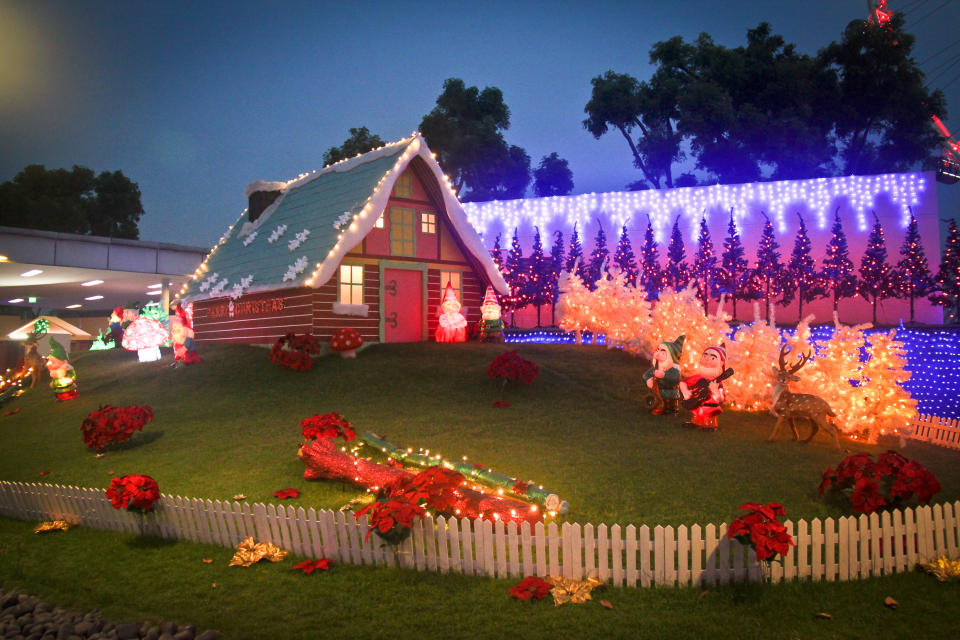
<box><xmin>2</xmin><ymin>0</ymin><xmax>960</xmax><ymax>249</ymax></box>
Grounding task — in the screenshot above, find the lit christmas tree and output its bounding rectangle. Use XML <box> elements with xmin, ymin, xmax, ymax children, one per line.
<box><xmin>490</xmin><ymin>233</ymin><xmax>504</xmax><ymax>275</ymax></box>
<box><xmin>856</xmin><ymin>330</ymin><xmax>917</xmax><ymax>442</ymax></box>
<box><xmin>725</xmin><ymin>302</ymin><xmax>781</xmax><ymax>412</ymax></box>
<box><xmin>664</xmin><ymin>216</ymin><xmax>689</xmax><ymax>291</ymax></box>
<box><xmin>640</xmin><ymin>215</ymin><xmax>664</xmax><ymax>300</ymax></box>
<box><xmin>691</xmin><ymin>216</ymin><xmax>719</xmax><ymax>313</ymax></box>
<box><xmin>565</xmin><ymin>222</ymin><xmax>585</xmax><ymax>281</ymax></box>
<box><xmin>556</xmin><ymin>268</ymin><xmax>591</xmax><ymax>343</ymax></box>
<box><xmin>821</xmin><ymin>208</ymin><xmax>858</xmax><ymax>318</ymax></box>
<box><xmin>612</xmin><ymin>223</ymin><xmax>640</xmax><ymax>287</ymax></box>
<box><xmin>502</xmin><ymin>228</ymin><xmax>529</xmax><ymax>322</ymax></box>
<box><xmin>930</xmin><ymin>217</ymin><xmax>960</xmax><ymax>324</ymax></box>
<box><xmin>858</xmin><ymin>212</ymin><xmax>895</xmax><ymax>325</ymax></box>
<box><xmin>548</xmin><ymin>230</ymin><xmax>565</xmax><ymax>326</ymax></box>
<box><xmin>720</xmin><ymin>210</ymin><xmax>750</xmax><ymax>322</ymax></box>
<box><xmin>781</xmin><ymin>212</ymin><xmax>824</xmax><ymax>321</ymax></box>
<box><xmin>585</xmin><ymin>221</ymin><xmax>609</xmax><ymax>290</ymax></box>
<box><xmin>749</xmin><ymin>212</ymin><xmax>785</xmax><ymax>323</ymax></box>
<box><xmin>894</xmin><ymin>212</ymin><xmax>933</xmax><ymax>324</ymax></box>
<box><xmin>528</xmin><ymin>226</ymin><xmax>549</xmax><ymax>327</ymax></box>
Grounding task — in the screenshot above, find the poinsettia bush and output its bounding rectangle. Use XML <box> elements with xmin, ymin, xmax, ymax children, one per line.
<box><xmin>509</xmin><ymin>576</ymin><xmax>553</xmax><ymax>601</ymax></box>
<box><xmin>727</xmin><ymin>502</ymin><xmax>794</xmax><ymax>563</ymax></box>
<box><xmin>270</xmin><ymin>332</ymin><xmax>321</xmax><ymax>371</ymax></box>
<box><xmin>818</xmin><ymin>451</ymin><xmax>941</xmax><ymax>514</ymax></box>
<box><xmin>300</xmin><ymin>413</ymin><xmax>355</xmax><ymax>442</ymax></box>
<box><xmin>488</xmin><ymin>351</ymin><xmax>539</xmax><ymax>385</ymax></box>
<box><xmin>81</xmin><ymin>404</ymin><xmax>154</xmax><ymax>452</ymax></box>
<box><xmin>105</xmin><ymin>474</ymin><xmax>161</xmax><ymax>513</ymax></box>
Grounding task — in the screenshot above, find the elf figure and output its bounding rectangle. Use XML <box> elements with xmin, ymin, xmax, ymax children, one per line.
<box><xmin>642</xmin><ymin>335</ymin><xmax>684</xmax><ymax>415</ymax></box>
<box><xmin>170</xmin><ymin>303</ymin><xmax>202</xmax><ymax>366</ymax></box>
<box><xmin>477</xmin><ymin>286</ymin><xmax>505</xmax><ymax>342</ymax></box>
<box><xmin>45</xmin><ymin>338</ymin><xmax>78</xmax><ymax>401</ymax></box>
<box><xmin>436</xmin><ymin>282</ymin><xmax>468</xmax><ymax>343</ymax></box>
<box><xmin>679</xmin><ymin>344</ymin><xmax>731</xmax><ymax>431</ymax></box>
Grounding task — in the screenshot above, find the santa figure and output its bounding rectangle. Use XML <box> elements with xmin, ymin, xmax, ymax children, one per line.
<box><xmin>642</xmin><ymin>335</ymin><xmax>684</xmax><ymax>415</ymax></box>
<box><xmin>170</xmin><ymin>303</ymin><xmax>202</xmax><ymax>366</ymax></box>
<box><xmin>679</xmin><ymin>344</ymin><xmax>729</xmax><ymax>431</ymax></box>
<box><xmin>45</xmin><ymin>338</ymin><xmax>78</xmax><ymax>401</ymax></box>
<box><xmin>477</xmin><ymin>286</ymin><xmax>505</xmax><ymax>342</ymax></box>
<box><xmin>435</xmin><ymin>282</ymin><xmax>467</xmax><ymax>343</ymax></box>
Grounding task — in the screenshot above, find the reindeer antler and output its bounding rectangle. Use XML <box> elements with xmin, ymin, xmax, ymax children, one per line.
<box><xmin>778</xmin><ymin>345</ymin><xmax>812</xmax><ymax>375</ymax></box>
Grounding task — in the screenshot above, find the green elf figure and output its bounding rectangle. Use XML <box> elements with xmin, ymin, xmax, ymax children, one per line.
<box><xmin>45</xmin><ymin>338</ymin><xmax>78</xmax><ymax>401</ymax></box>
<box><xmin>642</xmin><ymin>335</ymin><xmax>684</xmax><ymax>415</ymax></box>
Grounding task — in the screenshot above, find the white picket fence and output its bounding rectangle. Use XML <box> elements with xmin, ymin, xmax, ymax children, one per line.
<box><xmin>1</xmin><ymin>481</ymin><xmax>957</xmax><ymax>587</ymax></box>
<box><xmin>908</xmin><ymin>413</ymin><xmax>960</xmax><ymax>450</ymax></box>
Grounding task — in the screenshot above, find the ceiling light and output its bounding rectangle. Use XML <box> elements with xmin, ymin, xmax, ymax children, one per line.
<box><xmin>84</xmin><ymin>295</ymin><xmax>104</xmax><ymax>301</ymax></box>
<box><xmin>19</xmin><ymin>269</ymin><xmax>42</xmax><ymax>277</ymax></box>
<box><xmin>146</xmin><ymin>290</ymin><xmax>162</xmax><ymax>296</ymax></box>
<box><xmin>81</xmin><ymin>280</ymin><xmax>104</xmax><ymax>287</ymax></box>
<box><xmin>66</xmin><ymin>304</ymin><xmax>82</xmax><ymax>309</ymax></box>
<box><xmin>147</xmin><ymin>283</ymin><xmax>162</xmax><ymax>289</ymax></box>
<box><xmin>0</xmin><ymin>255</ymin><xmax>7</xmax><ymax>262</ymax></box>
<box><xmin>8</xmin><ymin>298</ymin><xmax>24</xmax><ymax>303</ymax></box>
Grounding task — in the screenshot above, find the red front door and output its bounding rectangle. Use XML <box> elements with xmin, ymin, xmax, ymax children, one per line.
<box><xmin>382</xmin><ymin>268</ymin><xmax>423</xmax><ymax>342</ymax></box>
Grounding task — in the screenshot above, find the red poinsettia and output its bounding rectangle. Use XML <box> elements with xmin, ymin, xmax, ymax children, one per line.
<box><xmin>509</xmin><ymin>576</ymin><xmax>553</xmax><ymax>601</ymax></box>
<box><xmin>818</xmin><ymin>451</ymin><xmax>941</xmax><ymax>514</ymax></box>
<box><xmin>270</xmin><ymin>333</ymin><xmax>321</xmax><ymax>371</ymax></box>
<box><xmin>488</xmin><ymin>351</ymin><xmax>539</xmax><ymax>385</ymax></box>
<box><xmin>513</xmin><ymin>480</ymin><xmax>530</xmax><ymax>495</ymax></box>
<box><xmin>273</xmin><ymin>488</ymin><xmax>300</xmax><ymax>499</ymax></box>
<box><xmin>81</xmin><ymin>405</ymin><xmax>154</xmax><ymax>452</ymax></box>
<box><xmin>106</xmin><ymin>474</ymin><xmax>161</xmax><ymax>513</ymax></box>
<box><xmin>355</xmin><ymin>467</ymin><xmax>465</xmax><ymax>544</ymax></box>
<box><xmin>727</xmin><ymin>502</ymin><xmax>794</xmax><ymax>563</ymax></box>
<box><xmin>299</xmin><ymin>413</ymin><xmax>355</xmax><ymax>442</ymax></box>
<box><xmin>292</xmin><ymin>558</ymin><xmax>331</xmax><ymax>574</ymax></box>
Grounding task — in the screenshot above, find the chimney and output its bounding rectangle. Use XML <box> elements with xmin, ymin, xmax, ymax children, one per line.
<box><xmin>243</xmin><ymin>181</ymin><xmax>286</xmax><ymax>223</ymax></box>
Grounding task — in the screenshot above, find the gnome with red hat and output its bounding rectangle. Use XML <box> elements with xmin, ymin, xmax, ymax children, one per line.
<box><xmin>477</xmin><ymin>286</ymin><xmax>505</xmax><ymax>342</ymax></box>
<box><xmin>679</xmin><ymin>344</ymin><xmax>732</xmax><ymax>431</ymax></box>
<box><xmin>170</xmin><ymin>302</ymin><xmax>202</xmax><ymax>366</ymax></box>
<box><xmin>436</xmin><ymin>282</ymin><xmax>468</xmax><ymax>343</ymax></box>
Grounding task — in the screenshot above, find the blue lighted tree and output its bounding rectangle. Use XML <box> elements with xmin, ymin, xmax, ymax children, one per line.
<box><xmin>691</xmin><ymin>216</ymin><xmax>719</xmax><ymax>312</ymax></box>
<box><xmin>720</xmin><ymin>210</ymin><xmax>750</xmax><ymax>321</ymax></box>
<box><xmin>664</xmin><ymin>216</ymin><xmax>689</xmax><ymax>291</ymax></box>
<box><xmin>781</xmin><ymin>212</ymin><xmax>824</xmax><ymax>321</ymax></box>
<box><xmin>821</xmin><ymin>207</ymin><xmax>858</xmax><ymax>318</ymax></box>
<box><xmin>930</xmin><ymin>217</ymin><xmax>960</xmax><ymax>324</ymax></box>
<box><xmin>639</xmin><ymin>215</ymin><xmax>664</xmax><ymax>300</ymax></box>
<box><xmin>894</xmin><ymin>212</ymin><xmax>934</xmax><ymax>323</ymax></box>
<box><xmin>858</xmin><ymin>212</ymin><xmax>895</xmax><ymax>325</ymax></box>
<box><xmin>548</xmin><ymin>230</ymin><xmax>565</xmax><ymax>325</ymax></box>
<box><xmin>612</xmin><ymin>223</ymin><xmax>640</xmax><ymax>287</ymax></box>
<box><xmin>585</xmin><ymin>221</ymin><xmax>609</xmax><ymax>290</ymax></box>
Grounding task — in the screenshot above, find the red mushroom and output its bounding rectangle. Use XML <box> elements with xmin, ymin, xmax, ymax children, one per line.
<box><xmin>121</xmin><ymin>317</ymin><xmax>169</xmax><ymax>362</ymax></box>
<box><xmin>329</xmin><ymin>328</ymin><xmax>363</xmax><ymax>359</ymax></box>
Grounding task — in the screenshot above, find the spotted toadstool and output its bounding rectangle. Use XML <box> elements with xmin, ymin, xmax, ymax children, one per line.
<box><xmin>121</xmin><ymin>317</ymin><xmax>169</xmax><ymax>363</ymax></box>
<box><xmin>329</xmin><ymin>328</ymin><xmax>363</xmax><ymax>359</ymax></box>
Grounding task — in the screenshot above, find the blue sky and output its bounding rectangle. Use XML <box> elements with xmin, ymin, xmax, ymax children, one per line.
<box><xmin>2</xmin><ymin>0</ymin><xmax>959</xmax><ymax>248</ymax></box>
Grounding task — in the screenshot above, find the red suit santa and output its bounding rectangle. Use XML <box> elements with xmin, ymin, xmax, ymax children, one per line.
<box><xmin>679</xmin><ymin>345</ymin><xmax>728</xmax><ymax>431</ymax></box>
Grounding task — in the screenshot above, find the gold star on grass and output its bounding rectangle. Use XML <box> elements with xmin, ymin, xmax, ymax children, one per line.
<box><xmin>228</xmin><ymin>536</ymin><xmax>288</xmax><ymax>567</ymax></box>
<box><xmin>33</xmin><ymin>520</ymin><xmax>72</xmax><ymax>533</ymax></box>
<box><xmin>545</xmin><ymin>576</ymin><xmax>604</xmax><ymax>606</ymax></box>
<box><xmin>919</xmin><ymin>555</ymin><xmax>960</xmax><ymax>582</ymax></box>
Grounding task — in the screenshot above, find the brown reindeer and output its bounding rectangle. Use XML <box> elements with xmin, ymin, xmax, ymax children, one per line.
<box><xmin>768</xmin><ymin>345</ymin><xmax>842</xmax><ymax>449</ymax></box>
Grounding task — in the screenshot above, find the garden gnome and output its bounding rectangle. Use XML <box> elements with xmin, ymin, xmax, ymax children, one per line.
<box><xmin>477</xmin><ymin>286</ymin><xmax>505</xmax><ymax>342</ymax></box>
<box><xmin>642</xmin><ymin>335</ymin><xmax>684</xmax><ymax>415</ymax></box>
<box><xmin>436</xmin><ymin>282</ymin><xmax>467</xmax><ymax>343</ymax></box>
<box><xmin>45</xmin><ymin>338</ymin><xmax>78</xmax><ymax>401</ymax></box>
<box><xmin>170</xmin><ymin>303</ymin><xmax>202</xmax><ymax>366</ymax></box>
<box><xmin>108</xmin><ymin>307</ymin><xmax>124</xmax><ymax>346</ymax></box>
<box><xmin>679</xmin><ymin>344</ymin><xmax>729</xmax><ymax>431</ymax></box>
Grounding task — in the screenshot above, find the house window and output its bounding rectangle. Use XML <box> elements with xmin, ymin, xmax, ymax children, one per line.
<box><xmin>374</xmin><ymin>213</ymin><xmax>384</xmax><ymax>229</ymax></box>
<box><xmin>421</xmin><ymin>212</ymin><xmax>436</xmax><ymax>234</ymax></box>
<box><xmin>339</xmin><ymin>264</ymin><xmax>364</xmax><ymax>304</ymax></box>
<box><xmin>393</xmin><ymin>174</ymin><xmax>413</xmax><ymax>198</ymax></box>
<box><xmin>390</xmin><ymin>207</ymin><xmax>415</xmax><ymax>256</ymax></box>
<box><xmin>439</xmin><ymin>271</ymin><xmax>462</xmax><ymax>302</ymax></box>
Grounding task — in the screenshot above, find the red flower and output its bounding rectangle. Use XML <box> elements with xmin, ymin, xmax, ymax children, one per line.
<box><xmin>728</xmin><ymin>502</ymin><xmax>794</xmax><ymax>564</ymax></box>
<box><xmin>3</xmin><ymin>408</ymin><xmax>20</xmax><ymax>416</ymax></box>
<box><xmin>273</xmin><ymin>488</ymin><xmax>300</xmax><ymax>499</ymax></box>
<box><xmin>488</xmin><ymin>351</ymin><xmax>539</xmax><ymax>385</ymax></box>
<box><xmin>292</xmin><ymin>558</ymin><xmax>331</xmax><ymax>574</ymax></box>
<box><xmin>105</xmin><ymin>474</ymin><xmax>160</xmax><ymax>513</ymax></box>
<box><xmin>270</xmin><ymin>333</ymin><xmax>321</xmax><ymax>371</ymax></box>
<box><xmin>299</xmin><ymin>413</ymin><xmax>355</xmax><ymax>442</ymax></box>
<box><xmin>81</xmin><ymin>405</ymin><xmax>154</xmax><ymax>452</ymax></box>
<box><xmin>818</xmin><ymin>451</ymin><xmax>941</xmax><ymax>515</ymax></box>
<box><xmin>513</xmin><ymin>480</ymin><xmax>529</xmax><ymax>495</ymax></box>
<box><xmin>509</xmin><ymin>576</ymin><xmax>552</xmax><ymax>601</ymax></box>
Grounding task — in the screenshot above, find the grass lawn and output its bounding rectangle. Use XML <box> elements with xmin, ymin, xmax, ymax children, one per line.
<box><xmin>1</xmin><ymin>342</ymin><xmax>958</xmax><ymax>639</ymax></box>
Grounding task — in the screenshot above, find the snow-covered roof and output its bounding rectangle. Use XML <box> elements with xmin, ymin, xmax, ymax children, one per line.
<box><xmin>177</xmin><ymin>133</ymin><xmax>508</xmax><ymax>303</ymax></box>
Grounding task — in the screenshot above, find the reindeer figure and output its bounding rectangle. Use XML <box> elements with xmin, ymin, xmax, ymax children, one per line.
<box><xmin>768</xmin><ymin>345</ymin><xmax>842</xmax><ymax>449</ymax></box>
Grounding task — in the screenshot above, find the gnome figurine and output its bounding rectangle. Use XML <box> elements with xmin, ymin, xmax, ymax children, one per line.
<box><xmin>679</xmin><ymin>344</ymin><xmax>732</xmax><ymax>431</ymax></box>
<box><xmin>170</xmin><ymin>303</ymin><xmax>202</xmax><ymax>366</ymax></box>
<box><xmin>435</xmin><ymin>282</ymin><xmax>468</xmax><ymax>343</ymax></box>
<box><xmin>642</xmin><ymin>335</ymin><xmax>684</xmax><ymax>415</ymax></box>
<box><xmin>477</xmin><ymin>286</ymin><xmax>505</xmax><ymax>342</ymax></box>
<box><xmin>45</xmin><ymin>338</ymin><xmax>78</xmax><ymax>401</ymax></box>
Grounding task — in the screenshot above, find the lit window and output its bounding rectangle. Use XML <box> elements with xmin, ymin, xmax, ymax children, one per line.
<box><xmin>374</xmin><ymin>213</ymin><xmax>384</xmax><ymax>229</ymax></box>
<box><xmin>339</xmin><ymin>264</ymin><xmax>364</xmax><ymax>304</ymax></box>
<box><xmin>393</xmin><ymin>173</ymin><xmax>413</xmax><ymax>198</ymax></box>
<box><xmin>421</xmin><ymin>212</ymin><xmax>436</xmax><ymax>234</ymax></box>
<box><xmin>390</xmin><ymin>207</ymin><xmax>415</xmax><ymax>256</ymax></box>
<box><xmin>439</xmin><ymin>271</ymin><xmax>462</xmax><ymax>301</ymax></box>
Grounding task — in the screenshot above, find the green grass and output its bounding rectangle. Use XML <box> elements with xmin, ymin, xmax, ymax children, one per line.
<box><xmin>1</xmin><ymin>342</ymin><xmax>959</xmax><ymax>639</ymax></box>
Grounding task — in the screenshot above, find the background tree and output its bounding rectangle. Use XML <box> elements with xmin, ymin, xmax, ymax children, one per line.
<box><xmin>420</xmin><ymin>78</ymin><xmax>531</xmax><ymax>201</ymax></box>
<box><xmin>533</xmin><ymin>152</ymin><xmax>574</xmax><ymax>197</ymax></box>
<box><xmin>691</xmin><ymin>216</ymin><xmax>719</xmax><ymax>312</ymax></box>
<box><xmin>858</xmin><ymin>212</ymin><xmax>895</xmax><ymax>325</ymax></box>
<box><xmin>747</xmin><ymin>212</ymin><xmax>785</xmax><ymax>323</ymax></box>
<box><xmin>664</xmin><ymin>217</ymin><xmax>689</xmax><ymax>291</ymax></box>
<box><xmin>565</xmin><ymin>222</ymin><xmax>586</xmax><ymax>281</ymax></box>
<box><xmin>0</xmin><ymin>164</ymin><xmax>144</xmax><ymax>239</ymax></box>
<box><xmin>322</xmin><ymin>127</ymin><xmax>385</xmax><ymax>167</ymax></box>
<box><xmin>612</xmin><ymin>223</ymin><xmax>640</xmax><ymax>287</ymax></box>
<box><xmin>585</xmin><ymin>222</ymin><xmax>609</xmax><ymax>289</ymax></box>
<box><xmin>502</xmin><ymin>228</ymin><xmax>528</xmax><ymax>324</ymax></box>
<box><xmin>821</xmin><ymin>208</ymin><xmax>859</xmax><ymax>317</ymax></box>
<box><xmin>639</xmin><ymin>216</ymin><xmax>664</xmax><ymax>300</ymax></box>
<box><xmin>527</xmin><ymin>226</ymin><xmax>550</xmax><ymax>326</ymax></box>
<box><xmin>548</xmin><ymin>230</ymin><xmax>565</xmax><ymax>325</ymax></box>
<box><xmin>490</xmin><ymin>232</ymin><xmax>504</xmax><ymax>276</ymax></box>
<box><xmin>720</xmin><ymin>210</ymin><xmax>750</xmax><ymax>321</ymax></box>
<box><xmin>781</xmin><ymin>213</ymin><xmax>823</xmax><ymax>321</ymax></box>
<box><xmin>930</xmin><ymin>218</ymin><xmax>960</xmax><ymax>324</ymax></box>
<box><xmin>894</xmin><ymin>212</ymin><xmax>934</xmax><ymax>324</ymax></box>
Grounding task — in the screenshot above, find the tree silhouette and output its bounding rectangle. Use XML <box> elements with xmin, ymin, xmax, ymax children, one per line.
<box><xmin>533</xmin><ymin>153</ymin><xmax>574</xmax><ymax>197</ymax></box>
<box><xmin>585</xmin><ymin>222</ymin><xmax>609</xmax><ymax>290</ymax></box>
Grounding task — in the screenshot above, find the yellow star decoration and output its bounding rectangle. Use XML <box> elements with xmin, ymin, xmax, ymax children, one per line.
<box><xmin>228</xmin><ymin>537</ymin><xmax>288</xmax><ymax>567</ymax></box>
<box><xmin>919</xmin><ymin>556</ymin><xmax>960</xmax><ymax>582</ymax></box>
<box><xmin>545</xmin><ymin>576</ymin><xmax>604</xmax><ymax>606</ymax></box>
<box><xmin>33</xmin><ymin>520</ymin><xmax>72</xmax><ymax>533</ymax></box>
